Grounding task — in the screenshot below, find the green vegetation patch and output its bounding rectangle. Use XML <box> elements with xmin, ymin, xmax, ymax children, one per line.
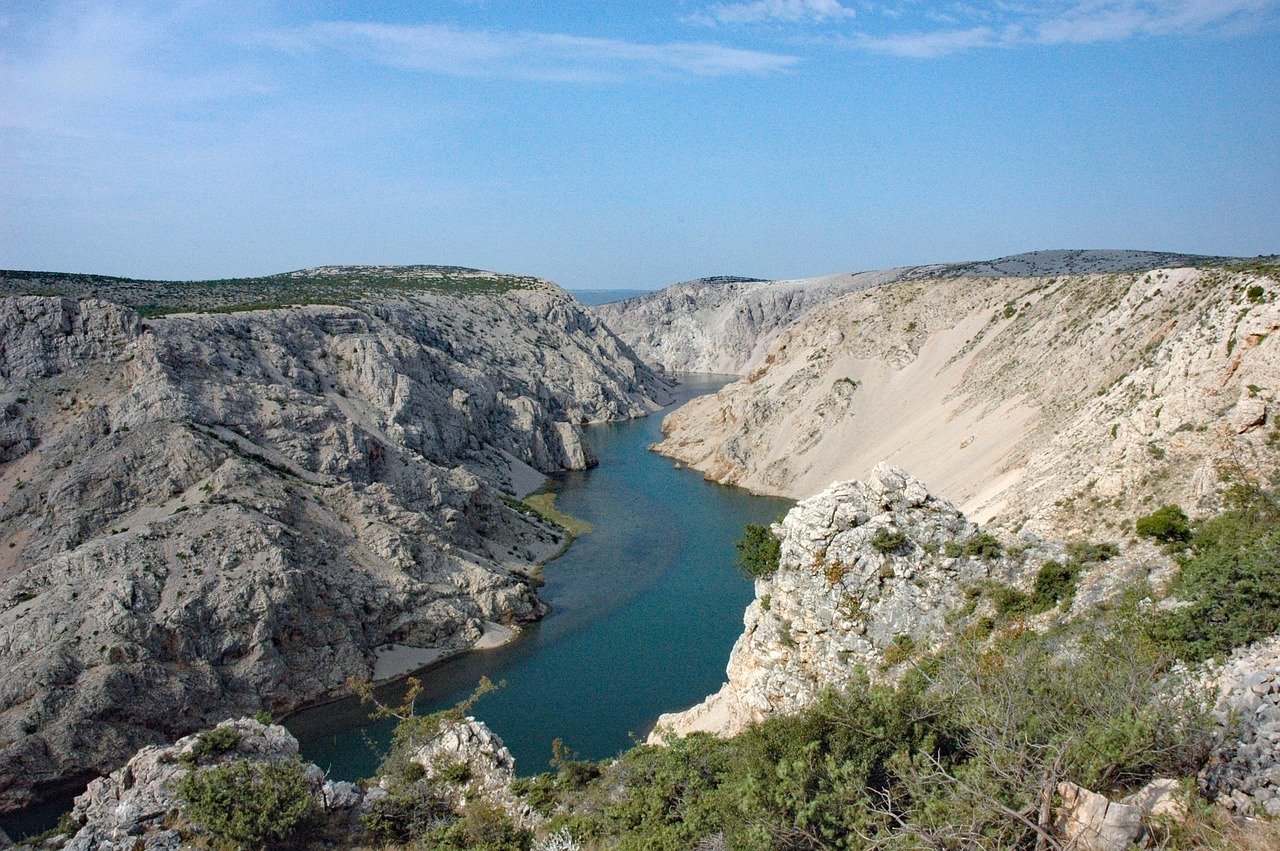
<box><xmin>0</xmin><ymin>266</ymin><xmax>542</xmax><ymax>316</ymax></box>
<box><xmin>736</xmin><ymin>523</ymin><xmax>781</xmax><ymax>579</ymax></box>
<box><xmin>177</xmin><ymin>759</ymin><xmax>315</xmax><ymax>847</ymax></box>
<box><xmin>1146</xmin><ymin>485</ymin><xmax>1280</xmax><ymax>662</ymax></box>
<box><xmin>520</xmin><ymin>492</ymin><xmax>594</xmax><ymax>538</ymax></box>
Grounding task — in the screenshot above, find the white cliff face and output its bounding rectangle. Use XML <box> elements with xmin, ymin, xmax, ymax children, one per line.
<box><xmin>651</xmin><ymin>465</ymin><xmax>1033</xmax><ymax>740</ymax></box>
<box><xmin>595</xmin><ymin>251</ymin><xmax>1237</xmax><ymax>376</ymax></box>
<box><xmin>595</xmin><ymin>271</ymin><xmax>900</xmax><ymax>375</ymax></box>
<box><xmin>0</xmin><ymin>282</ymin><xmax>670</xmax><ymax>812</ymax></box>
<box><xmin>652</xmin><ymin>266</ymin><xmax>1280</xmax><ymax>538</ymax></box>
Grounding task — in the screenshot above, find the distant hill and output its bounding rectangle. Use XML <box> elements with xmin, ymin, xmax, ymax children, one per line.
<box><xmin>0</xmin><ymin>265</ymin><xmax>548</xmax><ymax>317</ymax></box>
<box><xmin>596</xmin><ymin>250</ymin><xmax>1274</xmax><ymax>374</ymax></box>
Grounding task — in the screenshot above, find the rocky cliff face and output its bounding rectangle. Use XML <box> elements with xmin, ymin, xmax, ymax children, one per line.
<box><xmin>25</xmin><ymin>715</ymin><xmax>534</xmax><ymax>849</ymax></box>
<box><xmin>0</xmin><ymin>278</ymin><xmax>670</xmax><ymax>812</ymax></box>
<box><xmin>653</xmin><ymin>265</ymin><xmax>1280</xmax><ymax>538</ymax></box>
<box><xmin>596</xmin><ymin>251</ymin><xmax>1242</xmax><ymax>376</ymax></box>
<box><xmin>651</xmin><ymin>465</ymin><xmax>1048</xmax><ymax>740</ymax></box>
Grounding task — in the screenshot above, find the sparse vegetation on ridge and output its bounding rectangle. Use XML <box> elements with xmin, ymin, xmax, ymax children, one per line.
<box><xmin>0</xmin><ymin>265</ymin><xmax>544</xmax><ymax>316</ymax></box>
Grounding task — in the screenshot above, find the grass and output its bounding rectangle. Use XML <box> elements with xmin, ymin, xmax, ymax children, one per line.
<box><xmin>520</xmin><ymin>492</ymin><xmax>594</xmax><ymax>538</ymax></box>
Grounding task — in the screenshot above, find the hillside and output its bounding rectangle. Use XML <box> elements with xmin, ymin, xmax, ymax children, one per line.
<box><xmin>0</xmin><ymin>265</ymin><xmax>541</xmax><ymax>317</ymax></box>
<box><xmin>653</xmin><ymin>263</ymin><xmax>1280</xmax><ymax>537</ymax></box>
<box><xmin>596</xmin><ymin>251</ymin><xmax>1253</xmax><ymax>375</ymax></box>
<box><xmin>0</xmin><ymin>272</ymin><xmax>670</xmax><ymax>813</ymax></box>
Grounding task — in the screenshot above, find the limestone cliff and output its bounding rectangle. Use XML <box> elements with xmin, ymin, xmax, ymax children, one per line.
<box><xmin>596</xmin><ymin>251</ymin><xmax>1240</xmax><ymax>376</ymax></box>
<box><xmin>0</xmin><ymin>273</ymin><xmax>670</xmax><ymax>812</ymax></box>
<box><xmin>652</xmin><ymin>264</ymin><xmax>1280</xmax><ymax>538</ymax></box>
<box><xmin>650</xmin><ymin>465</ymin><xmax>1042</xmax><ymax>739</ymax></box>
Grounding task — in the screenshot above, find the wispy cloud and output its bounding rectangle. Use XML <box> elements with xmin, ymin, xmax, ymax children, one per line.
<box><xmin>689</xmin><ymin>0</ymin><xmax>858</xmax><ymax>25</ymax></box>
<box><xmin>833</xmin><ymin>0</ymin><xmax>1279</xmax><ymax>56</ymax></box>
<box><xmin>261</xmin><ymin>21</ymin><xmax>800</xmax><ymax>82</ymax></box>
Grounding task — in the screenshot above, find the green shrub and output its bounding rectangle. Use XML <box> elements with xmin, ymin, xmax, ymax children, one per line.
<box><xmin>871</xmin><ymin>528</ymin><xmax>907</xmax><ymax>554</ymax></box>
<box><xmin>543</xmin><ymin>605</ymin><xmax>1214</xmax><ymax>850</ymax></box>
<box><xmin>963</xmin><ymin>532</ymin><xmax>1002</xmax><ymax>560</ymax></box>
<box><xmin>1029</xmin><ymin>559</ymin><xmax>1082</xmax><ymax>612</ymax></box>
<box><xmin>436</xmin><ymin>759</ymin><xmax>472</xmax><ymax>785</ymax></box>
<box><xmin>1247</xmin><ymin>284</ymin><xmax>1265</xmax><ymax>303</ymax></box>
<box><xmin>881</xmin><ymin>633</ymin><xmax>917</xmax><ymax>667</ymax></box>
<box><xmin>1136</xmin><ymin>504</ymin><xmax>1192</xmax><ymax>544</ymax></box>
<box><xmin>177</xmin><ymin>759</ymin><xmax>315</xmax><ymax>847</ymax></box>
<box><xmin>425</xmin><ymin>799</ymin><xmax>530</xmax><ymax>851</ymax></box>
<box><xmin>736</xmin><ymin>524</ymin><xmax>781</xmax><ymax>579</ymax></box>
<box><xmin>1147</xmin><ymin>486</ymin><xmax>1280</xmax><ymax>662</ymax></box>
<box><xmin>1066</xmin><ymin>541</ymin><xmax>1119</xmax><ymax>564</ymax></box>
<box><xmin>361</xmin><ymin>781</ymin><xmax>452</xmax><ymax>842</ymax></box>
<box><xmin>183</xmin><ymin>726</ymin><xmax>243</xmax><ymax>765</ymax></box>
<box><xmin>991</xmin><ymin>584</ymin><xmax>1031</xmax><ymax>617</ymax></box>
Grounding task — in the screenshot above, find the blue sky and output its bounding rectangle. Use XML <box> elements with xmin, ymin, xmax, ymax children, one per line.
<box><xmin>1</xmin><ymin>1</ymin><xmax>1277</xmax><ymax>289</ymax></box>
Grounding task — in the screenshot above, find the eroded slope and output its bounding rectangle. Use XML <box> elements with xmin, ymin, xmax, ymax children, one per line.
<box><xmin>0</xmin><ymin>280</ymin><xmax>669</xmax><ymax>811</ymax></box>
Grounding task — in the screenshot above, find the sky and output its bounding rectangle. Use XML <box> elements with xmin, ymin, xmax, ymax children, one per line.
<box><xmin>1</xmin><ymin>1</ymin><xmax>1278</xmax><ymax>289</ymax></box>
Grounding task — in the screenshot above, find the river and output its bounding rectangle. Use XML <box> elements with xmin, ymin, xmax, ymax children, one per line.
<box><xmin>1</xmin><ymin>373</ymin><xmax>790</xmax><ymax>839</ymax></box>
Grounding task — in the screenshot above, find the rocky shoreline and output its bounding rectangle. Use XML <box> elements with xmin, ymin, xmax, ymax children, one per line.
<box><xmin>0</xmin><ymin>276</ymin><xmax>670</xmax><ymax>814</ymax></box>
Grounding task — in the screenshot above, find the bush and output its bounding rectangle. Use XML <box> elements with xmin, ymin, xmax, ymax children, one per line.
<box><xmin>942</xmin><ymin>534</ymin><xmax>1004</xmax><ymax>560</ymax></box>
<box><xmin>177</xmin><ymin>759</ymin><xmax>315</xmax><ymax>847</ymax></box>
<box><xmin>1029</xmin><ymin>559</ymin><xmax>1081</xmax><ymax>612</ymax></box>
<box><xmin>736</xmin><ymin>524</ymin><xmax>781</xmax><ymax>579</ymax></box>
<box><xmin>1147</xmin><ymin>486</ymin><xmax>1280</xmax><ymax>662</ymax></box>
<box><xmin>436</xmin><ymin>758</ymin><xmax>472</xmax><ymax>785</ymax></box>
<box><xmin>183</xmin><ymin>726</ymin><xmax>243</xmax><ymax>765</ymax></box>
<box><xmin>881</xmin><ymin>633</ymin><xmax>917</xmax><ymax>667</ymax></box>
<box><xmin>426</xmin><ymin>800</ymin><xmax>530</xmax><ymax>851</ymax></box>
<box><xmin>1137</xmin><ymin>504</ymin><xmax>1192</xmax><ymax>544</ymax></box>
<box><xmin>361</xmin><ymin>781</ymin><xmax>452</xmax><ymax>842</ymax></box>
<box><xmin>870</xmin><ymin>528</ymin><xmax>907</xmax><ymax>554</ymax></box>
<box><xmin>1066</xmin><ymin>541</ymin><xmax>1119</xmax><ymax>564</ymax></box>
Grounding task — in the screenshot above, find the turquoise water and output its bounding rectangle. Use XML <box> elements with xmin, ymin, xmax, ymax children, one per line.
<box><xmin>287</xmin><ymin>373</ymin><xmax>792</xmax><ymax>779</ymax></box>
<box><xmin>0</xmin><ymin>374</ymin><xmax>790</xmax><ymax>838</ymax></box>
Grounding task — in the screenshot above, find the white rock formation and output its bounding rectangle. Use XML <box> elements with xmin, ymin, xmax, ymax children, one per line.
<box><xmin>0</xmin><ymin>279</ymin><xmax>670</xmax><ymax>812</ymax></box>
<box><xmin>650</xmin><ymin>464</ymin><xmax>1033</xmax><ymax>740</ymax></box>
<box><xmin>651</xmin><ymin>265</ymin><xmax>1280</xmax><ymax>537</ymax></box>
<box><xmin>596</xmin><ymin>251</ymin><xmax>1239</xmax><ymax>376</ymax></box>
<box><xmin>59</xmin><ymin>718</ymin><xmax>322</xmax><ymax>851</ymax></box>
<box><xmin>389</xmin><ymin>717</ymin><xmax>542</xmax><ymax>832</ymax></box>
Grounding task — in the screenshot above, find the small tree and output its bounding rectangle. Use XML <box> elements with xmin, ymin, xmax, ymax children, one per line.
<box><xmin>1136</xmin><ymin>504</ymin><xmax>1192</xmax><ymax>544</ymax></box>
<box><xmin>736</xmin><ymin>524</ymin><xmax>781</xmax><ymax>579</ymax></box>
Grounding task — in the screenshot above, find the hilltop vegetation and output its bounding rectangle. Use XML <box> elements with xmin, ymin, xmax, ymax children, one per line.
<box><xmin>0</xmin><ymin>264</ymin><xmax>545</xmax><ymax>316</ymax></box>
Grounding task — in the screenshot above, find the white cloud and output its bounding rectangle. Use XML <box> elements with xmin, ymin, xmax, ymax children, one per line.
<box><xmin>835</xmin><ymin>0</ymin><xmax>1279</xmax><ymax>56</ymax></box>
<box><xmin>690</xmin><ymin>0</ymin><xmax>858</xmax><ymax>25</ymax></box>
<box><xmin>262</xmin><ymin>21</ymin><xmax>800</xmax><ymax>82</ymax></box>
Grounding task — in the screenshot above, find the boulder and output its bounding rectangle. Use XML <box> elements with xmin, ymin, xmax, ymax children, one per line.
<box><xmin>1055</xmin><ymin>782</ymin><xmax>1143</xmax><ymax>851</ymax></box>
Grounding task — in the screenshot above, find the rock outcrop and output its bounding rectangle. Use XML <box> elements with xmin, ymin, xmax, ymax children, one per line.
<box><xmin>57</xmin><ymin>718</ymin><xmax>318</xmax><ymax>851</ymax></box>
<box><xmin>1199</xmin><ymin>634</ymin><xmax>1280</xmax><ymax>816</ymax></box>
<box><xmin>651</xmin><ymin>465</ymin><xmax>1037</xmax><ymax>740</ymax></box>
<box><xmin>23</xmin><ymin>715</ymin><xmax>537</xmax><ymax>849</ymax></box>
<box><xmin>652</xmin><ymin>264</ymin><xmax>1280</xmax><ymax>538</ymax></box>
<box><xmin>596</xmin><ymin>251</ymin><xmax>1242</xmax><ymax>376</ymax></box>
<box><xmin>369</xmin><ymin>717</ymin><xmax>542</xmax><ymax>832</ymax></box>
<box><xmin>0</xmin><ymin>277</ymin><xmax>670</xmax><ymax>812</ymax></box>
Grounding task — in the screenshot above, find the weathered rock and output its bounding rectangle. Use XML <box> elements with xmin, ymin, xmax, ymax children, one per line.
<box><xmin>390</xmin><ymin>717</ymin><xmax>542</xmax><ymax>831</ymax></box>
<box><xmin>1199</xmin><ymin>635</ymin><xmax>1280</xmax><ymax>816</ymax></box>
<box><xmin>598</xmin><ymin>250</ymin><xmax>1234</xmax><ymax>376</ymax></box>
<box><xmin>651</xmin><ymin>464</ymin><xmax>1038</xmax><ymax>740</ymax></box>
<box><xmin>0</xmin><ymin>280</ymin><xmax>671</xmax><ymax>812</ymax></box>
<box><xmin>1122</xmin><ymin>778</ymin><xmax>1188</xmax><ymax>820</ymax></box>
<box><xmin>647</xmin><ymin>265</ymin><xmax>1280</xmax><ymax>539</ymax></box>
<box><xmin>60</xmin><ymin>718</ymin><xmax>314</xmax><ymax>851</ymax></box>
<box><xmin>1055</xmin><ymin>782</ymin><xmax>1144</xmax><ymax>851</ymax></box>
